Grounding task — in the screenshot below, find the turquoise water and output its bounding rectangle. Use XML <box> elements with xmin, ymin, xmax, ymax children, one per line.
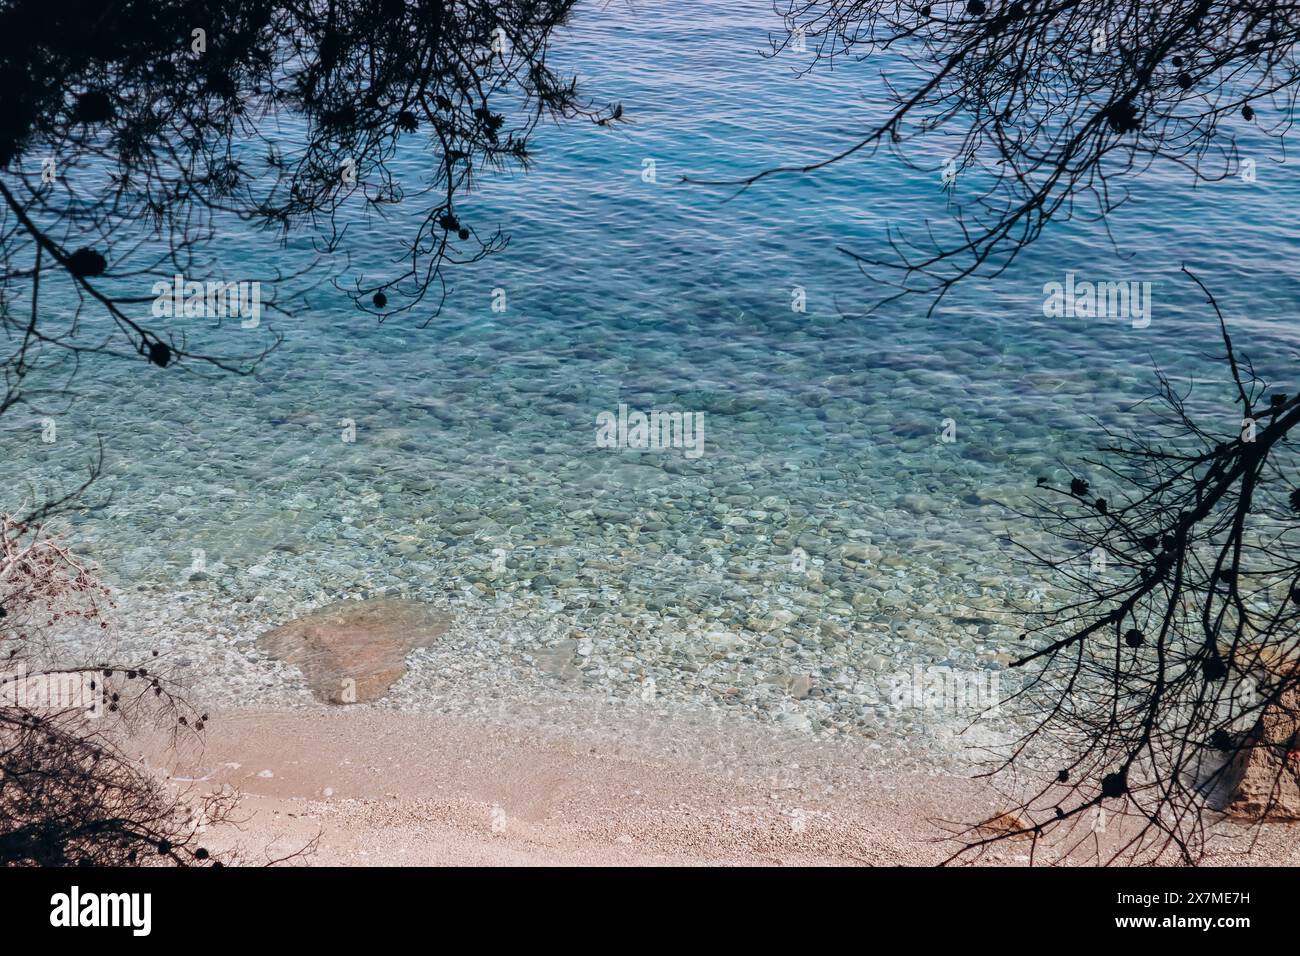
<box><xmin>6</xmin><ymin>0</ymin><xmax>1300</xmax><ymax>752</ymax></box>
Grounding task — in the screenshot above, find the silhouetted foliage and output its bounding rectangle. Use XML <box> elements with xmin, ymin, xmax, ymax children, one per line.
<box><xmin>0</xmin><ymin>513</ymin><xmax>234</xmax><ymax>866</ymax></box>
<box><xmin>951</xmin><ymin>271</ymin><xmax>1300</xmax><ymax>864</ymax></box>
<box><xmin>0</xmin><ymin>0</ymin><xmax>618</xmax><ymax>407</ymax></box>
<box><xmin>700</xmin><ymin>0</ymin><xmax>1291</xmax><ymax>312</ymax></box>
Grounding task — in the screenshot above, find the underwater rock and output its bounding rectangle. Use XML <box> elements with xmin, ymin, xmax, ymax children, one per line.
<box><xmin>257</xmin><ymin>599</ymin><xmax>448</xmax><ymax>704</ymax></box>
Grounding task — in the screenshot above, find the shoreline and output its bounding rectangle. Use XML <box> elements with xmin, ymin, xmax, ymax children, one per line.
<box><xmin>142</xmin><ymin>705</ymin><xmax>1006</xmax><ymax>866</ymax></box>
<box><xmin>129</xmin><ymin>704</ymin><xmax>1300</xmax><ymax>866</ymax></box>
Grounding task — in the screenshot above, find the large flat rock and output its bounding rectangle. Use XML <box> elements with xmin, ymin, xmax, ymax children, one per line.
<box><xmin>257</xmin><ymin>599</ymin><xmax>449</xmax><ymax>704</ymax></box>
<box><xmin>1223</xmin><ymin>684</ymin><xmax>1300</xmax><ymax>820</ymax></box>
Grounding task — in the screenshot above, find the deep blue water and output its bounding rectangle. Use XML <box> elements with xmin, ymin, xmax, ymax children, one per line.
<box><xmin>6</xmin><ymin>0</ymin><xmax>1300</xmax><ymax>743</ymax></box>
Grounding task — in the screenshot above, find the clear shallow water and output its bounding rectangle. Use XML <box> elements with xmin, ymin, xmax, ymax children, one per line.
<box><xmin>5</xmin><ymin>0</ymin><xmax>1300</xmax><ymax>755</ymax></box>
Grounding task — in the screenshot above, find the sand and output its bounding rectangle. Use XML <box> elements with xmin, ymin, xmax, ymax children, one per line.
<box><xmin>132</xmin><ymin>704</ymin><xmax>1300</xmax><ymax>866</ymax></box>
<box><xmin>134</xmin><ymin>704</ymin><xmax>1006</xmax><ymax>866</ymax></box>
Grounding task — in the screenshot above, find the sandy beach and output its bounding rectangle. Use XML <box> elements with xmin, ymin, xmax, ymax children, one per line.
<box><xmin>124</xmin><ymin>704</ymin><xmax>1300</xmax><ymax>867</ymax></box>
<box><xmin>136</xmin><ymin>705</ymin><xmax>1009</xmax><ymax>866</ymax></box>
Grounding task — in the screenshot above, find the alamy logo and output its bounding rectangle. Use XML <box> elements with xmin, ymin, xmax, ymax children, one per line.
<box><xmin>1042</xmin><ymin>272</ymin><xmax>1151</xmax><ymax>328</ymax></box>
<box><xmin>1</xmin><ymin>665</ymin><xmax>100</xmax><ymax>717</ymax></box>
<box><xmin>887</xmin><ymin>665</ymin><xmax>1001</xmax><ymax>716</ymax></box>
<box><xmin>151</xmin><ymin>274</ymin><xmax>262</xmax><ymax>328</ymax></box>
<box><xmin>50</xmin><ymin>886</ymin><xmax>151</xmax><ymax>936</ymax></box>
<box><xmin>595</xmin><ymin>403</ymin><xmax>705</xmax><ymax>458</ymax></box>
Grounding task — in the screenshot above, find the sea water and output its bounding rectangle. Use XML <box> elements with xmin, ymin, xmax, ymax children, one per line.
<box><xmin>3</xmin><ymin>0</ymin><xmax>1300</xmax><ymax>764</ymax></box>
